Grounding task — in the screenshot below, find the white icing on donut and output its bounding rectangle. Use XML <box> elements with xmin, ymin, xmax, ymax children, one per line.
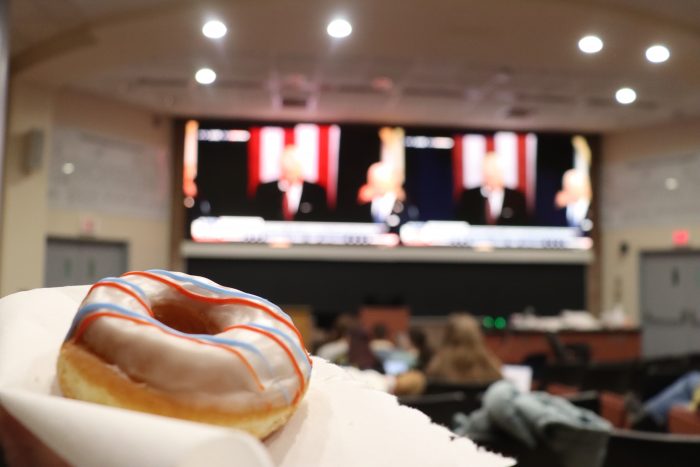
<box><xmin>65</xmin><ymin>270</ymin><xmax>312</xmax><ymax>411</ymax></box>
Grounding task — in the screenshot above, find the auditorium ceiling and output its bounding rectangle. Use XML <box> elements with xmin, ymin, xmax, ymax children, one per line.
<box><xmin>8</xmin><ymin>0</ymin><xmax>700</xmax><ymax>131</ymax></box>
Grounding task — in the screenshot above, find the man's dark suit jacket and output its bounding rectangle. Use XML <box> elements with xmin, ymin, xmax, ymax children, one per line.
<box><xmin>354</xmin><ymin>198</ymin><xmax>419</xmax><ymax>233</ymax></box>
<box><xmin>254</xmin><ymin>181</ymin><xmax>329</xmax><ymax>221</ymax></box>
<box><xmin>455</xmin><ymin>187</ymin><xmax>528</xmax><ymax>226</ymax></box>
<box><xmin>553</xmin><ymin>204</ymin><xmax>592</xmax><ymax>230</ymax></box>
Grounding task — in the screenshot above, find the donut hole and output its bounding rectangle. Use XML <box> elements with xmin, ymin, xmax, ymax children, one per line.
<box><xmin>152</xmin><ymin>303</ymin><xmax>214</xmax><ymax>335</ymax></box>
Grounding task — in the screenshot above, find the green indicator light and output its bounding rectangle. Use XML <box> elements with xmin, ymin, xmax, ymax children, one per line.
<box><xmin>483</xmin><ymin>316</ymin><xmax>494</xmax><ymax>328</ymax></box>
<box><xmin>494</xmin><ymin>317</ymin><xmax>507</xmax><ymax>329</ymax></box>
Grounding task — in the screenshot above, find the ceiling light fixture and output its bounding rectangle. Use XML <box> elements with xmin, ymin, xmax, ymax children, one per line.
<box><xmin>578</xmin><ymin>35</ymin><xmax>603</xmax><ymax>54</ymax></box>
<box><xmin>327</xmin><ymin>18</ymin><xmax>352</xmax><ymax>38</ymax></box>
<box><xmin>195</xmin><ymin>68</ymin><xmax>217</xmax><ymax>85</ymax></box>
<box><xmin>615</xmin><ymin>87</ymin><xmax>637</xmax><ymax>104</ymax></box>
<box><xmin>645</xmin><ymin>44</ymin><xmax>670</xmax><ymax>63</ymax></box>
<box><xmin>202</xmin><ymin>20</ymin><xmax>227</xmax><ymax>39</ymax></box>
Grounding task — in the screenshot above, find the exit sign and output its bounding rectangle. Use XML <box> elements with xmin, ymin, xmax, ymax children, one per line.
<box><xmin>672</xmin><ymin>229</ymin><xmax>690</xmax><ymax>246</ymax></box>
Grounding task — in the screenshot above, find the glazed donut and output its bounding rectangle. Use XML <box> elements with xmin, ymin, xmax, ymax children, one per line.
<box><xmin>57</xmin><ymin>270</ymin><xmax>312</xmax><ymax>439</ymax></box>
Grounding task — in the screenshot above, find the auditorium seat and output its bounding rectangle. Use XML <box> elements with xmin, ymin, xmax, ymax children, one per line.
<box><xmin>637</xmin><ymin>355</ymin><xmax>691</xmax><ymax>400</ymax></box>
<box><xmin>668</xmin><ymin>406</ymin><xmax>700</xmax><ymax>435</ymax></box>
<box><xmin>580</xmin><ymin>361</ymin><xmax>637</xmax><ymax>394</ymax></box>
<box><xmin>563</xmin><ymin>390</ymin><xmax>601</xmax><ymax>414</ymax></box>
<box><xmin>542</xmin><ymin>362</ymin><xmax>587</xmax><ymax>388</ymax></box>
<box><xmin>603</xmin><ymin>429</ymin><xmax>700</xmax><ymax>466</ymax></box>
<box><xmin>424</xmin><ymin>380</ymin><xmax>493</xmax><ymax>398</ymax></box>
<box><xmin>398</xmin><ymin>391</ymin><xmax>470</xmax><ymax>427</ymax></box>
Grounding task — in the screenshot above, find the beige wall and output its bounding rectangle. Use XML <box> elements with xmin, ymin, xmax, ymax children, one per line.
<box><xmin>0</xmin><ymin>82</ymin><xmax>172</xmax><ymax>296</ymax></box>
<box><xmin>0</xmin><ymin>82</ymin><xmax>52</xmax><ymax>295</ymax></box>
<box><xmin>600</xmin><ymin>118</ymin><xmax>700</xmax><ymax>322</ymax></box>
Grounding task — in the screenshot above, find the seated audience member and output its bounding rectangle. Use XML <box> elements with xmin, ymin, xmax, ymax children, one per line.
<box><xmin>630</xmin><ymin>371</ymin><xmax>700</xmax><ymax>431</ymax></box>
<box><xmin>394</xmin><ymin>327</ymin><xmax>434</xmax><ymax>372</ymax></box>
<box><xmin>316</xmin><ymin>314</ymin><xmax>355</xmax><ymax>363</ymax></box>
<box><xmin>426</xmin><ymin>313</ymin><xmax>502</xmax><ymax>384</ymax></box>
<box><xmin>348</xmin><ymin>326</ymin><xmax>383</xmax><ymax>372</ymax></box>
<box><xmin>254</xmin><ymin>144</ymin><xmax>329</xmax><ymax>221</ymax></box>
<box><xmin>369</xmin><ymin>323</ymin><xmax>396</xmax><ymax>361</ymax></box>
<box><xmin>455</xmin><ymin>152</ymin><xmax>528</xmax><ymax>226</ymax></box>
<box><xmin>316</xmin><ymin>316</ymin><xmax>426</xmax><ymax>396</ymax></box>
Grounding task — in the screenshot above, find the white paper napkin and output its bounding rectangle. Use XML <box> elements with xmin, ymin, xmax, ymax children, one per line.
<box><xmin>0</xmin><ymin>286</ymin><xmax>513</xmax><ymax>467</ymax></box>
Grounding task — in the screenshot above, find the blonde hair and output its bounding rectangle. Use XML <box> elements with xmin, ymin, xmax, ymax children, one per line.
<box><xmin>426</xmin><ymin>313</ymin><xmax>502</xmax><ymax>384</ymax></box>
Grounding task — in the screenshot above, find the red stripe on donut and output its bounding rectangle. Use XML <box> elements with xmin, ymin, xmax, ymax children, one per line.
<box><xmin>122</xmin><ymin>271</ymin><xmax>313</xmax><ymax>366</ymax></box>
<box><xmin>222</xmin><ymin>324</ymin><xmax>306</xmax><ymax>404</ymax></box>
<box><xmin>89</xmin><ymin>282</ymin><xmax>154</xmax><ymax>317</ymax></box>
<box><xmin>72</xmin><ymin>311</ymin><xmax>265</xmax><ymax>391</ymax></box>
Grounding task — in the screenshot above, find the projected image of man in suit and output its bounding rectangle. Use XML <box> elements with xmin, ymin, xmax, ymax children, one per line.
<box><xmin>356</xmin><ymin>162</ymin><xmax>418</xmax><ymax>230</ymax></box>
<box><xmin>253</xmin><ymin>145</ymin><xmax>329</xmax><ymax>221</ymax></box>
<box><xmin>455</xmin><ymin>152</ymin><xmax>528</xmax><ymax>226</ymax></box>
<box><xmin>554</xmin><ymin>169</ymin><xmax>592</xmax><ymax>231</ymax></box>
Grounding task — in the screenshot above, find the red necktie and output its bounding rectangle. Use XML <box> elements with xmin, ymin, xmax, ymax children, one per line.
<box><xmin>282</xmin><ymin>191</ymin><xmax>293</xmax><ymax>221</ymax></box>
<box><xmin>485</xmin><ymin>197</ymin><xmax>495</xmax><ymax>225</ymax></box>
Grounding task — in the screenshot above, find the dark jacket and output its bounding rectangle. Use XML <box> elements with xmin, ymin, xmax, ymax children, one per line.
<box><xmin>455</xmin><ymin>187</ymin><xmax>528</xmax><ymax>226</ymax></box>
<box><xmin>355</xmin><ymin>198</ymin><xmax>419</xmax><ymax>233</ymax></box>
<box><xmin>254</xmin><ymin>181</ymin><xmax>329</xmax><ymax>221</ymax></box>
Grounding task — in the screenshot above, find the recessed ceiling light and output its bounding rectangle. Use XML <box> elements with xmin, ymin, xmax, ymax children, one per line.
<box><xmin>578</xmin><ymin>35</ymin><xmax>603</xmax><ymax>54</ymax></box>
<box><xmin>615</xmin><ymin>87</ymin><xmax>637</xmax><ymax>104</ymax></box>
<box><xmin>195</xmin><ymin>68</ymin><xmax>216</xmax><ymax>85</ymax></box>
<box><xmin>327</xmin><ymin>18</ymin><xmax>352</xmax><ymax>38</ymax></box>
<box><xmin>202</xmin><ymin>20</ymin><xmax>227</xmax><ymax>39</ymax></box>
<box><xmin>646</xmin><ymin>44</ymin><xmax>670</xmax><ymax>63</ymax></box>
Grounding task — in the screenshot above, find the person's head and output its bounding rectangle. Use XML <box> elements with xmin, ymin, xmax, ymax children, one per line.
<box><xmin>372</xmin><ymin>323</ymin><xmax>389</xmax><ymax>340</ymax></box>
<box><xmin>408</xmin><ymin>327</ymin><xmax>432</xmax><ymax>370</ymax></box>
<box><xmin>330</xmin><ymin>313</ymin><xmax>355</xmax><ymax>341</ymax></box>
<box><xmin>366</xmin><ymin>162</ymin><xmax>400</xmax><ymax>197</ymax></box>
<box><xmin>280</xmin><ymin>145</ymin><xmax>304</xmax><ymax>184</ymax></box>
<box><xmin>560</xmin><ymin>169</ymin><xmax>591</xmax><ymax>204</ymax></box>
<box><xmin>348</xmin><ymin>326</ymin><xmax>381</xmax><ymax>371</ymax></box>
<box><xmin>443</xmin><ymin>313</ymin><xmax>485</xmax><ymax>349</ymax></box>
<box><xmin>482</xmin><ymin>152</ymin><xmax>505</xmax><ymax>191</ymax></box>
<box><xmin>427</xmin><ymin>313</ymin><xmax>501</xmax><ymax>384</ymax></box>
<box><xmin>408</xmin><ymin>327</ymin><xmax>428</xmax><ymax>350</ymax></box>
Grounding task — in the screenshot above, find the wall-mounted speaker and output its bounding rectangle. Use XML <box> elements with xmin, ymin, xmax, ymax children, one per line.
<box><xmin>22</xmin><ymin>128</ymin><xmax>45</xmax><ymax>174</ymax></box>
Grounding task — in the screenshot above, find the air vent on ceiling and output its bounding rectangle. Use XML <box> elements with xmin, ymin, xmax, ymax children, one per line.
<box><xmin>325</xmin><ymin>83</ymin><xmax>384</xmax><ymax>95</ymax></box>
<box><xmin>403</xmin><ymin>86</ymin><xmax>464</xmax><ymax>99</ymax></box>
<box><xmin>505</xmin><ymin>106</ymin><xmax>534</xmax><ymax>118</ymax></box>
<box><xmin>516</xmin><ymin>93</ymin><xmax>574</xmax><ymax>105</ymax></box>
<box><xmin>215</xmin><ymin>79</ymin><xmax>261</xmax><ymax>90</ymax></box>
<box><xmin>281</xmin><ymin>96</ymin><xmax>309</xmax><ymax>108</ymax></box>
<box><xmin>134</xmin><ymin>77</ymin><xmax>188</xmax><ymax>88</ymax></box>
<box><xmin>586</xmin><ymin>97</ymin><xmax>616</xmax><ymax>108</ymax></box>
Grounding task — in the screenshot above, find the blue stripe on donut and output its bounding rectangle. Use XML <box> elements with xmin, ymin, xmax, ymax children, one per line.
<box><xmin>99</xmin><ymin>277</ymin><xmax>148</xmax><ymax>299</ymax></box>
<box><xmin>246</xmin><ymin>323</ymin><xmax>311</xmax><ymax>369</ymax></box>
<box><xmin>146</xmin><ymin>269</ymin><xmax>292</xmax><ymax>322</ymax></box>
<box><xmin>67</xmin><ymin>302</ymin><xmax>271</xmax><ymax>373</ymax></box>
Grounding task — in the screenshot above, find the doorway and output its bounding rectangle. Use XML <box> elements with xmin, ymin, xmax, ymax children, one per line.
<box><xmin>45</xmin><ymin>237</ymin><xmax>128</xmax><ymax>287</ymax></box>
<box><xmin>640</xmin><ymin>250</ymin><xmax>700</xmax><ymax>357</ymax></box>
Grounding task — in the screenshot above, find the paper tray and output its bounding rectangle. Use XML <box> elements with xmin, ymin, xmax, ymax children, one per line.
<box><xmin>0</xmin><ymin>286</ymin><xmax>513</xmax><ymax>467</ymax></box>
